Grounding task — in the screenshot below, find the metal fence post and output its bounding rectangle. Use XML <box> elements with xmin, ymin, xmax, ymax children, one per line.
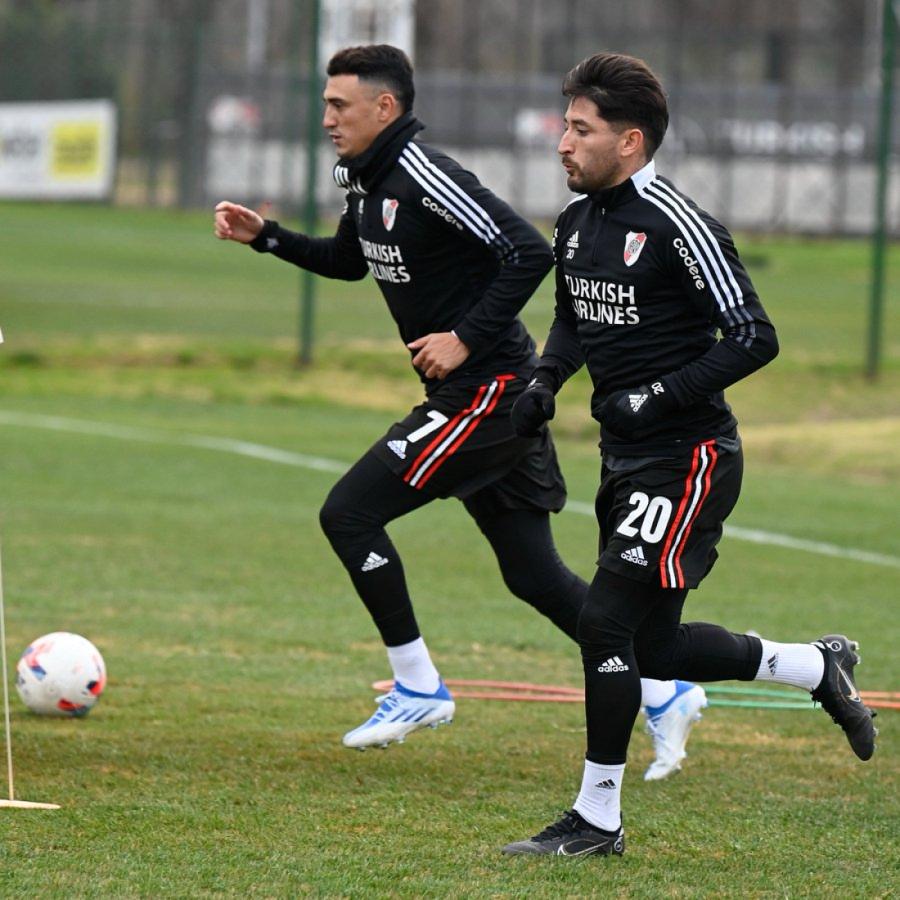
<box><xmin>866</xmin><ymin>0</ymin><xmax>897</xmax><ymax>379</ymax></box>
<box><xmin>299</xmin><ymin>0</ymin><xmax>321</xmax><ymax>366</ymax></box>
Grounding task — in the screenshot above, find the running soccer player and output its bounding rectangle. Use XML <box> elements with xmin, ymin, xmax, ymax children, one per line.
<box><xmin>214</xmin><ymin>44</ymin><xmax>706</xmax><ymax>776</ymax></box>
<box><xmin>502</xmin><ymin>52</ymin><xmax>878</xmax><ymax>858</ymax></box>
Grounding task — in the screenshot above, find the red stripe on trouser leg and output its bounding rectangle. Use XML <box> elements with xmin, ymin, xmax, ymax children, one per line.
<box><xmin>402</xmin><ymin>386</ymin><xmax>486</xmax><ymax>485</ymax></box>
<box><xmin>659</xmin><ymin>443</ymin><xmax>702</xmax><ymax>588</ymax></box>
<box><xmin>414</xmin><ymin>378</ymin><xmax>509</xmax><ymax>489</ymax></box>
<box><xmin>671</xmin><ymin>441</ymin><xmax>718</xmax><ymax>588</ymax></box>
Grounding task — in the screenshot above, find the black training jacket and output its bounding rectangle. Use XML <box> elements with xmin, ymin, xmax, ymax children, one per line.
<box><xmin>249</xmin><ymin>118</ymin><xmax>553</xmax><ymax>394</ymax></box>
<box><xmin>536</xmin><ymin>160</ymin><xmax>779</xmax><ymax>455</ymax></box>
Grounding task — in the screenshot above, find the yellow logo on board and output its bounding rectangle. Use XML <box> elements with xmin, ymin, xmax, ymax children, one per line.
<box><xmin>50</xmin><ymin>121</ymin><xmax>102</xmax><ymax>178</ymax></box>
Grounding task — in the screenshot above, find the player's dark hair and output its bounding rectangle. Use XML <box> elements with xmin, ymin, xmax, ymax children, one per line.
<box><xmin>327</xmin><ymin>44</ymin><xmax>415</xmax><ymax>113</ymax></box>
<box><xmin>562</xmin><ymin>53</ymin><xmax>668</xmax><ymax>158</ymax></box>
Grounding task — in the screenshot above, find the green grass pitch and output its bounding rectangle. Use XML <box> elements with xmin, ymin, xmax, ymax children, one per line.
<box><xmin>0</xmin><ymin>202</ymin><xmax>897</xmax><ymax>896</ymax></box>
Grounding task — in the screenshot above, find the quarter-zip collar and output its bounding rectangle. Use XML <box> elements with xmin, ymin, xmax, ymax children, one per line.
<box><xmin>332</xmin><ymin>112</ymin><xmax>425</xmax><ymax>195</ymax></box>
<box><xmin>588</xmin><ymin>159</ymin><xmax>656</xmax><ymax>211</ymax></box>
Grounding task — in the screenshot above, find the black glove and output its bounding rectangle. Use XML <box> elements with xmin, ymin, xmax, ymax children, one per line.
<box><xmin>511</xmin><ymin>378</ymin><xmax>556</xmax><ymax>437</ymax></box>
<box><xmin>600</xmin><ymin>379</ymin><xmax>678</xmax><ymax>440</ymax></box>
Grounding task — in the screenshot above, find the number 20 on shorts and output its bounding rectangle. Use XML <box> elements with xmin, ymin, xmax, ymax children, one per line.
<box><xmin>616</xmin><ymin>491</ymin><xmax>673</xmax><ymax>544</ymax></box>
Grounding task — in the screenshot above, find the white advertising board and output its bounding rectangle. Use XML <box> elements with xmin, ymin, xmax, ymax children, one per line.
<box><xmin>0</xmin><ymin>100</ymin><xmax>117</xmax><ymax>199</ymax></box>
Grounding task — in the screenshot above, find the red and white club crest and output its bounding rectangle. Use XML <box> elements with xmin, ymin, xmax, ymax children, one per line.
<box><xmin>623</xmin><ymin>231</ymin><xmax>647</xmax><ymax>267</ymax></box>
<box><xmin>382</xmin><ymin>198</ymin><xmax>399</xmax><ymax>231</ymax></box>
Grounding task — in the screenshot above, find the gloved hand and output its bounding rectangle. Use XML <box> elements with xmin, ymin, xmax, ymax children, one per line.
<box><xmin>511</xmin><ymin>379</ymin><xmax>556</xmax><ymax>437</ymax></box>
<box><xmin>600</xmin><ymin>379</ymin><xmax>678</xmax><ymax>440</ymax></box>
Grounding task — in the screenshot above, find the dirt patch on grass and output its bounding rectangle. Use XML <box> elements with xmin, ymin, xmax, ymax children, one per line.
<box><xmin>742</xmin><ymin>417</ymin><xmax>900</xmax><ymax>483</ymax></box>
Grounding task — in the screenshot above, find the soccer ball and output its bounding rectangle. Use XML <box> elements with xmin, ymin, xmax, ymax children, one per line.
<box><xmin>16</xmin><ymin>632</ymin><xmax>107</xmax><ymax>717</ymax></box>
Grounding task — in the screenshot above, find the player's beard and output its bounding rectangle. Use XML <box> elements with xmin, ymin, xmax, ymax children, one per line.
<box><xmin>565</xmin><ymin>156</ymin><xmax>626</xmax><ymax>194</ymax></box>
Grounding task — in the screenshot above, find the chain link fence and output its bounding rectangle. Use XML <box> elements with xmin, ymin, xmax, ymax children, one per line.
<box><xmin>1</xmin><ymin>0</ymin><xmax>897</xmax><ymax>233</ymax></box>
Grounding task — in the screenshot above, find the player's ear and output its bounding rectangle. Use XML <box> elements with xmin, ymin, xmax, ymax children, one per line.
<box><xmin>621</xmin><ymin>127</ymin><xmax>644</xmax><ymax>159</ymax></box>
<box><xmin>377</xmin><ymin>91</ymin><xmax>399</xmax><ymax>122</ymax></box>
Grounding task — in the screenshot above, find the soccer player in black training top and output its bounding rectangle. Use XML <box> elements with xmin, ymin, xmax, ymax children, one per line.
<box><xmin>502</xmin><ymin>52</ymin><xmax>877</xmax><ymax>858</ymax></box>
<box><xmin>214</xmin><ymin>44</ymin><xmax>706</xmax><ymax>771</ymax></box>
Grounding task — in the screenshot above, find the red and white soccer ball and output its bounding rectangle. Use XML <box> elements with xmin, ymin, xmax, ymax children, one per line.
<box><xmin>16</xmin><ymin>632</ymin><xmax>107</xmax><ymax>717</ymax></box>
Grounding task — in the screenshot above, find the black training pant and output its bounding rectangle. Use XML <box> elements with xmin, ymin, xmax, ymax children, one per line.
<box><xmin>578</xmin><ymin>440</ymin><xmax>763</xmax><ymax>764</ymax></box>
<box><xmin>319</xmin><ymin>451</ymin><xmax>585</xmax><ymax>646</ymax></box>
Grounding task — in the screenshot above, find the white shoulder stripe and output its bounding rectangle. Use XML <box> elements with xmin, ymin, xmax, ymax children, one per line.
<box><xmin>398</xmin><ymin>153</ymin><xmax>494</xmax><ymax>244</ymax></box>
<box><xmin>404</xmin><ymin>142</ymin><xmax>500</xmax><ymax>236</ymax></box>
<box><xmin>647</xmin><ymin>180</ymin><xmax>746</xmax><ymax>311</ymax></box>
<box><xmin>649</xmin><ymin>181</ymin><xmax>745</xmax><ymax>309</ymax></box>
<box><xmin>638</xmin><ymin>184</ymin><xmax>732</xmax><ymax>316</ymax></box>
<box><xmin>563</xmin><ymin>194</ymin><xmax>588</xmax><ymax>210</ymax></box>
<box><xmin>643</xmin><ymin>181</ymin><xmax>739</xmax><ymax>309</ymax></box>
<box><xmin>638</xmin><ymin>181</ymin><xmax>746</xmax><ymax>325</ymax></box>
<box><xmin>404</xmin><ymin>143</ymin><xmax>509</xmax><ymax>245</ymax></box>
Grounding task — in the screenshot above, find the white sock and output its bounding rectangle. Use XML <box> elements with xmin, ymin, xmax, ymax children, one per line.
<box><xmin>386</xmin><ymin>637</ymin><xmax>441</xmax><ymax>694</ymax></box>
<box><xmin>573</xmin><ymin>760</ymin><xmax>624</xmax><ymax>832</ymax></box>
<box><xmin>755</xmin><ymin>639</ymin><xmax>824</xmax><ymax>691</ymax></box>
<box><xmin>640</xmin><ymin>679</ymin><xmax>677</xmax><ymax>710</ymax></box>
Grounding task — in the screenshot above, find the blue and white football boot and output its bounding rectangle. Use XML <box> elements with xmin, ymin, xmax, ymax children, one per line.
<box><xmin>342</xmin><ymin>680</ymin><xmax>455</xmax><ymax>750</ymax></box>
<box><xmin>642</xmin><ymin>680</ymin><xmax>707</xmax><ymax>781</ymax></box>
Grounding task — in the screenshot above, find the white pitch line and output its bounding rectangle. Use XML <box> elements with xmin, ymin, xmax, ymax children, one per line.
<box><xmin>0</xmin><ymin>410</ymin><xmax>346</xmax><ymax>474</ymax></box>
<box><xmin>2</xmin><ymin>409</ymin><xmax>898</xmax><ymax>571</ymax></box>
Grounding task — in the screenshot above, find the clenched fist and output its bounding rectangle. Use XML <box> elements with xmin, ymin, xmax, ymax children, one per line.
<box><xmin>510</xmin><ymin>379</ymin><xmax>556</xmax><ymax>437</ymax></box>
<box><xmin>599</xmin><ymin>379</ymin><xmax>678</xmax><ymax>440</ymax></box>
